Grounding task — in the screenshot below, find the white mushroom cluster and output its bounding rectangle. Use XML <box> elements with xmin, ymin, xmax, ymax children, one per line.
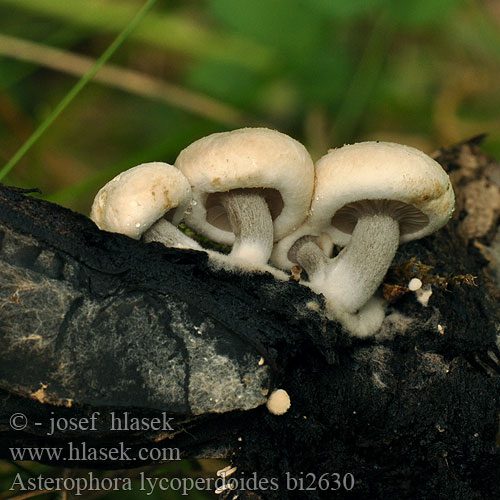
<box><xmin>90</xmin><ymin>129</ymin><xmax>455</xmax><ymax>337</ymax></box>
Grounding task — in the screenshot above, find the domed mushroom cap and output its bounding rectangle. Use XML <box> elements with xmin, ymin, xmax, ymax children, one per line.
<box><xmin>175</xmin><ymin>127</ymin><xmax>314</xmax><ymax>245</ymax></box>
<box><xmin>311</xmin><ymin>141</ymin><xmax>455</xmax><ymax>246</ymax></box>
<box><xmin>90</xmin><ymin>162</ymin><xmax>191</xmax><ymax>239</ymax></box>
<box><xmin>271</xmin><ymin>141</ymin><xmax>455</xmax><ymax>270</ymax></box>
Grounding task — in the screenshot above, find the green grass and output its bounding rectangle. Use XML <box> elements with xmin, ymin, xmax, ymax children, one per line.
<box><xmin>0</xmin><ymin>0</ymin><xmax>498</xmax><ymax>212</ymax></box>
<box><xmin>0</xmin><ymin>0</ymin><xmax>159</xmax><ymax>182</ymax></box>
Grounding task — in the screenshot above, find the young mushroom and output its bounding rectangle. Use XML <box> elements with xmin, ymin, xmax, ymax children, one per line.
<box><xmin>90</xmin><ymin>162</ymin><xmax>201</xmax><ymax>250</ymax></box>
<box><xmin>175</xmin><ymin>128</ymin><xmax>314</xmax><ymax>266</ymax></box>
<box><xmin>266</xmin><ymin>388</ymin><xmax>291</xmax><ymax>416</ymax></box>
<box><xmin>272</xmin><ymin>141</ymin><xmax>455</xmax><ymax>329</ymax></box>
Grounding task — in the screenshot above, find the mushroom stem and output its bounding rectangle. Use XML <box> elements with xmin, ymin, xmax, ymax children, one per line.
<box><xmin>143</xmin><ymin>218</ymin><xmax>202</xmax><ymax>250</ymax></box>
<box><xmin>220</xmin><ymin>190</ymin><xmax>274</xmax><ymax>264</ymax></box>
<box><xmin>289</xmin><ymin>236</ymin><xmax>330</xmax><ymax>282</ymax></box>
<box><xmin>325</xmin><ymin>214</ymin><xmax>400</xmax><ymax>313</ymax></box>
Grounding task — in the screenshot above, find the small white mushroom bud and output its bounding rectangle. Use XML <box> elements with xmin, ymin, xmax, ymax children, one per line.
<box><xmin>408</xmin><ymin>278</ymin><xmax>422</xmax><ymax>291</ymax></box>
<box><xmin>90</xmin><ymin>162</ymin><xmax>201</xmax><ymax>250</ymax></box>
<box><xmin>266</xmin><ymin>389</ymin><xmax>291</xmax><ymax>415</ymax></box>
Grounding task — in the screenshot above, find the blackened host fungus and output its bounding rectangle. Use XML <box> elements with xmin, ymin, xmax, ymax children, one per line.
<box><xmin>272</xmin><ymin>141</ymin><xmax>455</xmax><ymax>336</ymax></box>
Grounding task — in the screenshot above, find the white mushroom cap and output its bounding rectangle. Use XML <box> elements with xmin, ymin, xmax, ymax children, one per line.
<box><xmin>272</xmin><ymin>225</ymin><xmax>333</xmax><ymax>269</ymax></box>
<box><xmin>272</xmin><ymin>141</ymin><xmax>455</xmax><ymax>268</ymax></box>
<box><xmin>408</xmin><ymin>277</ymin><xmax>423</xmax><ymax>291</ymax></box>
<box><xmin>312</xmin><ymin>141</ymin><xmax>455</xmax><ymax>246</ymax></box>
<box><xmin>90</xmin><ymin>162</ymin><xmax>192</xmax><ymax>239</ymax></box>
<box><xmin>175</xmin><ymin>128</ymin><xmax>314</xmax><ymax>246</ymax></box>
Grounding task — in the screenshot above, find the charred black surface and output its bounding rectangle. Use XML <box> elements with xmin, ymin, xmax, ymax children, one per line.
<box><xmin>0</xmin><ymin>182</ymin><xmax>323</xmax><ymax>469</ymax></box>
<box><xmin>1</xmin><ymin>137</ymin><xmax>500</xmax><ymax>500</ymax></box>
<box><xmin>0</xmin><ymin>183</ymin><xmax>323</xmax><ymax>416</ymax></box>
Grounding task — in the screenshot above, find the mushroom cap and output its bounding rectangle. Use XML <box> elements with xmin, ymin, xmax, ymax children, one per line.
<box><xmin>312</xmin><ymin>141</ymin><xmax>455</xmax><ymax>246</ymax></box>
<box><xmin>175</xmin><ymin>128</ymin><xmax>314</xmax><ymax>245</ymax></box>
<box><xmin>272</xmin><ymin>141</ymin><xmax>455</xmax><ymax>269</ymax></box>
<box><xmin>90</xmin><ymin>162</ymin><xmax>192</xmax><ymax>239</ymax></box>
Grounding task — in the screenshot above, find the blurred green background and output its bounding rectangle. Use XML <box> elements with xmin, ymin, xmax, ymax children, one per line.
<box><xmin>0</xmin><ymin>0</ymin><xmax>499</xmax><ymax>215</ymax></box>
<box><xmin>1</xmin><ymin>0</ymin><xmax>499</xmax><ymax>497</ymax></box>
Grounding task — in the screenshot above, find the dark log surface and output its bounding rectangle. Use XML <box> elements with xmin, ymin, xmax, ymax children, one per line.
<box><xmin>1</xmin><ymin>136</ymin><xmax>500</xmax><ymax>499</ymax></box>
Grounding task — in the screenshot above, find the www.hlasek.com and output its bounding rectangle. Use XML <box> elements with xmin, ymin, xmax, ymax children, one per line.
<box><xmin>10</xmin><ymin>472</ymin><xmax>356</xmax><ymax>496</ymax></box>
<box><xmin>9</xmin><ymin>441</ymin><xmax>180</xmax><ymax>462</ymax></box>
<box><xmin>9</xmin><ymin>410</ymin><xmax>180</xmax><ymax>462</ymax></box>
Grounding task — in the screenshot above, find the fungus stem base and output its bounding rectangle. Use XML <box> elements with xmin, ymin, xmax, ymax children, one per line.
<box><xmin>326</xmin><ymin>214</ymin><xmax>400</xmax><ymax>313</ymax></box>
<box><xmin>289</xmin><ymin>237</ymin><xmax>329</xmax><ymax>282</ymax></box>
<box><xmin>143</xmin><ymin>218</ymin><xmax>202</xmax><ymax>250</ymax></box>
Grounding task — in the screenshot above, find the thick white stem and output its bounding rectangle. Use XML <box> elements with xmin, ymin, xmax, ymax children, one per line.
<box><xmin>221</xmin><ymin>190</ymin><xmax>274</xmax><ymax>264</ymax></box>
<box><xmin>325</xmin><ymin>214</ymin><xmax>400</xmax><ymax>313</ymax></box>
<box><xmin>143</xmin><ymin>218</ymin><xmax>202</xmax><ymax>250</ymax></box>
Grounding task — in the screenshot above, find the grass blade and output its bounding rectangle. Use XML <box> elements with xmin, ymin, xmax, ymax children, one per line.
<box><xmin>0</xmin><ymin>0</ymin><xmax>159</xmax><ymax>182</ymax></box>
